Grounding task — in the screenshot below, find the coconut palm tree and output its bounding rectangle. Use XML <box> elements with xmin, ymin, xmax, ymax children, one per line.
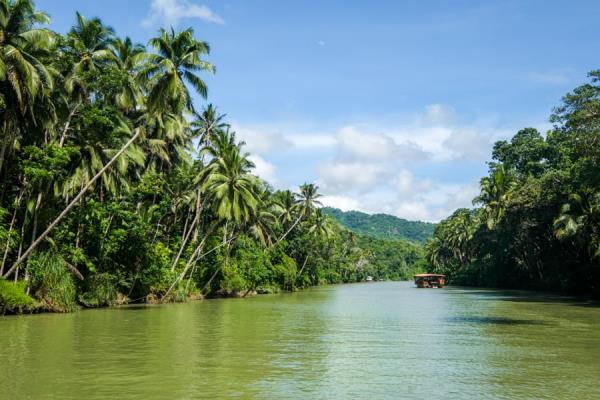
<box><xmin>199</xmin><ymin>141</ymin><xmax>258</xmax><ymax>224</ymax></box>
<box><xmin>0</xmin><ymin>0</ymin><xmax>55</xmax><ymax>174</ymax></box>
<box><xmin>474</xmin><ymin>165</ymin><xmax>516</xmax><ymax>229</ymax></box>
<box><xmin>294</xmin><ymin>209</ymin><xmax>334</xmax><ymax>287</ymax></box>
<box><xmin>112</xmin><ymin>36</ymin><xmax>145</xmax><ymax>111</ymax></box>
<box><xmin>164</xmin><ymin>134</ymin><xmax>259</xmax><ymax>298</ymax></box>
<box><xmin>273</xmin><ymin>190</ymin><xmax>297</xmax><ymax>229</ymax></box>
<box><xmin>554</xmin><ymin>192</ymin><xmax>600</xmax><ymax>259</ymax></box>
<box><xmin>247</xmin><ymin>185</ymin><xmax>278</xmax><ymax>247</ymax></box>
<box><xmin>142</xmin><ymin>27</ymin><xmax>214</xmax><ymax>114</ymax></box>
<box><xmin>63</xmin><ymin>12</ymin><xmax>116</xmax><ymax>95</ymax></box>
<box><xmin>191</xmin><ymin>104</ymin><xmax>228</xmax><ymax>155</ymax></box>
<box><xmin>275</xmin><ymin>183</ymin><xmax>322</xmax><ymax>243</ymax></box>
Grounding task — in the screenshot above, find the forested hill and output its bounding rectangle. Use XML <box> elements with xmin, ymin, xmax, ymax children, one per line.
<box><xmin>322</xmin><ymin>208</ymin><xmax>435</xmax><ymax>243</ymax></box>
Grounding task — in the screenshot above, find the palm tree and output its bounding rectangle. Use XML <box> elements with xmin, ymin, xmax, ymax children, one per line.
<box><xmin>273</xmin><ymin>190</ymin><xmax>297</xmax><ymax>229</ymax></box>
<box><xmin>66</xmin><ymin>12</ymin><xmax>115</xmax><ymax>71</ymax></box>
<box><xmin>113</xmin><ymin>36</ymin><xmax>145</xmax><ymax>111</ymax></box>
<box><xmin>308</xmin><ymin>209</ymin><xmax>334</xmax><ymax>238</ymax></box>
<box><xmin>247</xmin><ymin>185</ymin><xmax>278</xmax><ymax>247</ymax></box>
<box><xmin>295</xmin><ymin>209</ymin><xmax>334</xmax><ymax>287</ymax></box>
<box><xmin>163</xmin><ymin>134</ymin><xmax>259</xmax><ymax>298</ymax></box>
<box><xmin>275</xmin><ymin>183</ymin><xmax>322</xmax><ymax>243</ymax></box>
<box><xmin>199</xmin><ymin>140</ymin><xmax>258</xmax><ymax>224</ymax></box>
<box><xmin>142</xmin><ymin>27</ymin><xmax>214</xmax><ymax>114</ymax></box>
<box><xmin>554</xmin><ymin>192</ymin><xmax>600</xmax><ymax>259</ymax></box>
<box><xmin>474</xmin><ymin>165</ymin><xmax>515</xmax><ymax>229</ymax></box>
<box><xmin>191</xmin><ymin>104</ymin><xmax>228</xmax><ymax>155</ymax></box>
<box><xmin>0</xmin><ymin>0</ymin><xmax>54</xmax><ymax>174</ymax></box>
<box><xmin>63</xmin><ymin>12</ymin><xmax>116</xmax><ymax>95</ymax></box>
<box><xmin>61</xmin><ymin>114</ymin><xmax>145</xmax><ymax>199</ymax></box>
<box><xmin>3</xmin><ymin>127</ymin><xmax>144</xmax><ymax>279</ymax></box>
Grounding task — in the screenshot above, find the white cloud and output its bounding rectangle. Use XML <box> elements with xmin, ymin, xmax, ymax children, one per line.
<box><xmin>336</xmin><ymin>126</ymin><xmax>429</xmax><ymax>162</ymax></box>
<box><xmin>287</xmin><ymin>134</ymin><xmax>337</xmax><ymax>148</ymax></box>
<box><xmin>317</xmin><ymin>162</ymin><xmax>388</xmax><ymax>193</ymax></box>
<box><xmin>442</xmin><ymin>128</ymin><xmax>502</xmax><ymax>162</ymax></box>
<box><xmin>529</xmin><ymin>71</ymin><xmax>569</xmax><ymax>85</ymax></box>
<box><xmin>320</xmin><ymin>195</ymin><xmax>362</xmax><ymax>211</ymax></box>
<box><xmin>143</xmin><ymin>0</ymin><xmax>224</xmax><ymax>27</ymax></box>
<box><xmin>422</xmin><ymin>103</ymin><xmax>456</xmax><ymax>125</ymax></box>
<box><xmin>229</xmin><ymin>103</ymin><xmax>534</xmax><ymax>222</ymax></box>
<box><xmin>393</xmin><ymin>169</ymin><xmax>434</xmax><ymax>199</ymax></box>
<box><xmin>248</xmin><ymin>155</ymin><xmax>277</xmax><ymax>185</ymax></box>
<box><xmin>395</xmin><ymin>201</ymin><xmax>432</xmax><ymax>222</ymax></box>
<box><xmin>233</xmin><ymin>125</ymin><xmax>293</xmax><ymax>155</ymax></box>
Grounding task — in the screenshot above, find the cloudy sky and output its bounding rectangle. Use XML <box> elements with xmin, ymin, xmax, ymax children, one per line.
<box><xmin>39</xmin><ymin>0</ymin><xmax>600</xmax><ymax>221</ymax></box>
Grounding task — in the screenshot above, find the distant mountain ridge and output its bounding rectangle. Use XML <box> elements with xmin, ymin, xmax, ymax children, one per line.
<box><xmin>322</xmin><ymin>207</ymin><xmax>435</xmax><ymax>243</ymax></box>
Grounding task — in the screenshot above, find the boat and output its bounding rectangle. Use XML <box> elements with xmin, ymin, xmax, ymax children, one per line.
<box><xmin>414</xmin><ymin>274</ymin><xmax>446</xmax><ymax>288</ymax></box>
<box><xmin>366</xmin><ymin>276</ymin><xmax>374</xmax><ymax>282</ymax></box>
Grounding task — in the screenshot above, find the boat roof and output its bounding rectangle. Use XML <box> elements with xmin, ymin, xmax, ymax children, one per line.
<box><xmin>414</xmin><ymin>274</ymin><xmax>446</xmax><ymax>277</ymax></box>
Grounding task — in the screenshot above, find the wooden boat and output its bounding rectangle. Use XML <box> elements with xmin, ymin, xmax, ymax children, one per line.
<box><xmin>414</xmin><ymin>274</ymin><xmax>446</xmax><ymax>288</ymax></box>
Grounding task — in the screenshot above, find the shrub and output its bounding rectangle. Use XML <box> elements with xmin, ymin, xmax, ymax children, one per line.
<box><xmin>79</xmin><ymin>273</ymin><xmax>118</xmax><ymax>307</ymax></box>
<box><xmin>0</xmin><ymin>279</ymin><xmax>37</xmax><ymax>314</ymax></box>
<box><xmin>28</xmin><ymin>251</ymin><xmax>77</xmax><ymax>312</ymax></box>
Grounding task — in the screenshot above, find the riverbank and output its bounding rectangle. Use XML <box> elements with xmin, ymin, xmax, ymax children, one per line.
<box><xmin>0</xmin><ymin>278</ymin><xmax>399</xmax><ymax>316</ymax></box>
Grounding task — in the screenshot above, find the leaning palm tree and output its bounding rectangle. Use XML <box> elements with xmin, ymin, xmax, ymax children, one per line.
<box><xmin>294</xmin><ymin>209</ymin><xmax>334</xmax><ymax>287</ymax></box>
<box><xmin>163</xmin><ymin>135</ymin><xmax>259</xmax><ymax>299</ymax></box>
<box><xmin>3</xmin><ymin>126</ymin><xmax>144</xmax><ymax>279</ymax></box>
<box><xmin>142</xmin><ymin>27</ymin><xmax>214</xmax><ymax>114</ymax></box>
<box><xmin>275</xmin><ymin>183</ymin><xmax>322</xmax><ymax>244</ymax></box>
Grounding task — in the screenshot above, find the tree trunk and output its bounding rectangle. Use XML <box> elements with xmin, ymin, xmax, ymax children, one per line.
<box><xmin>13</xmin><ymin>211</ymin><xmax>27</xmax><ymax>282</ymax></box>
<box><xmin>0</xmin><ymin>188</ymin><xmax>24</xmax><ymax>276</ymax></box>
<box><xmin>59</xmin><ymin>103</ymin><xmax>80</xmax><ymax>147</ymax></box>
<box><xmin>99</xmin><ymin>213</ymin><xmax>115</xmax><ymax>252</ymax></box>
<box><xmin>0</xmin><ymin>135</ymin><xmax>7</xmax><ymax>179</ymax></box>
<box><xmin>292</xmin><ymin>254</ymin><xmax>308</xmax><ymax>290</ymax></box>
<box><xmin>199</xmin><ymin>233</ymin><xmax>239</xmax><ymax>296</ymax></box>
<box><xmin>192</xmin><ymin>189</ymin><xmax>201</xmax><ymax>242</ymax></box>
<box><xmin>275</xmin><ymin>213</ymin><xmax>303</xmax><ymax>245</ymax></box>
<box><xmin>170</xmin><ymin>212</ymin><xmax>199</xmax><ymax>271</ymax></box>
<box><xmin>3</xmin><ymin>128</ymin><xmax>142</xmax><ymax>279</ymax></box>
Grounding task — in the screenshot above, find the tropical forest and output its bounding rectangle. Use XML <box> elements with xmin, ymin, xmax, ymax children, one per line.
<box><xmin>0</xmin><ymin>0</ymin><xmax>426</xmax><ymax>314</ymax></box>
<box><xmin>426</xmin><ymin>71</ymin><xmax>600</xmax><ymax>298</ymax></box>
<box><xmin>2</xmin><ymin>1</ymin><xmax>600</xmax><ymax>399</ymax></box>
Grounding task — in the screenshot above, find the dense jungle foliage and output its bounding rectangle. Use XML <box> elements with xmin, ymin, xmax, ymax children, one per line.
<box><xmin>0</xmin><ymin>0</ymin><xmax>426</xmax><ymax>314</ymax></box>
<box><xmin>426</xmin><ymin>71</ymin><xmax>600</xmax><ymax>298</ymax></box>
<box><xmin>323</xmin><ymin>207</ymin><xmax>435</xmax><ymax>243</ymax></box>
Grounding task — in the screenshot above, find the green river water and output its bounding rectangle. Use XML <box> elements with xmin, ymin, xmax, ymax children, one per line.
<box><xmin>1</xmin><ymin>281</ymin><xmax>600</xmax><ymax>399</ymax></box>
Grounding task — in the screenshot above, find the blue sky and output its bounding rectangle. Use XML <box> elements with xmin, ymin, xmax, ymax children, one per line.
<box><xmin>38</xmin><ymin>0</ymin><xmax>600</xmax><ymax>221</ymax></box>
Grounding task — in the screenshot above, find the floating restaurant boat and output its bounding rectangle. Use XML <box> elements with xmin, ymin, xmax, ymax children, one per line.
<box><xmin>414</xmin><ymin>274</ymin><xmax>446</xmax><ymax>288</ymax></box>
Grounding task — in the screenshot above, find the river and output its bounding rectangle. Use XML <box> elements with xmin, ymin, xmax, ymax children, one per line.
<box><xmin>1</xmin><ymin>282</ymin><xmax>599</xmax><ymax>399</ymax></box>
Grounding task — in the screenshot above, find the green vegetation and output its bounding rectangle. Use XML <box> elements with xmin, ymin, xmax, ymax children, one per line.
<box><xmin>426</xmin><ymin>71</ymin><xmax>600</xmax><ymax>298</ymax></box>
<box><xmin>322</xmin><ymin>207</ymin><xmax>435</xmax><ymax>243</ymax></box>
<box><xmin>0</xmin><ymin>0</ymin><xmax>423</xmax><ymax>313</ymax></box>
<box><xmin>0</xmin><ymin>279</ymin><xmax>36</xmax><ymax>314</ymax></box>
